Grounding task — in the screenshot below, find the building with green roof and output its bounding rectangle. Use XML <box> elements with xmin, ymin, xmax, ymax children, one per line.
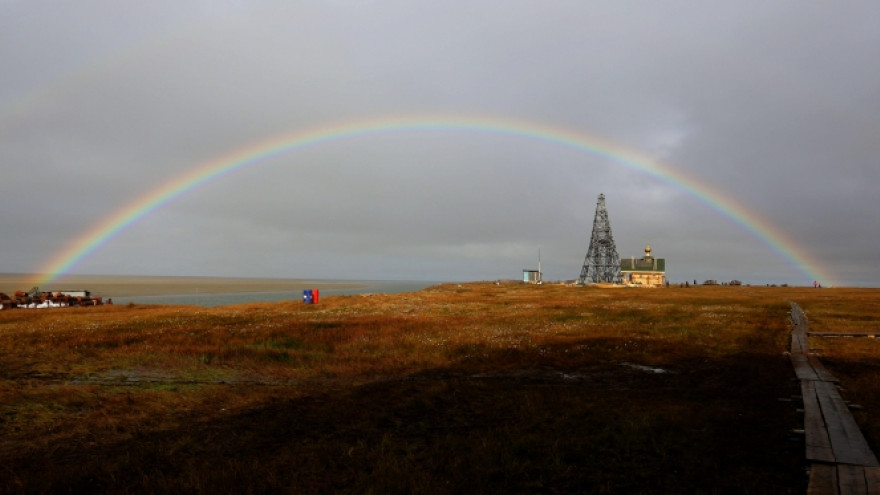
<box><xmin>620</xmin><ymin>245</ymin><xmax>667</xmax><ymax>287</ymax></box>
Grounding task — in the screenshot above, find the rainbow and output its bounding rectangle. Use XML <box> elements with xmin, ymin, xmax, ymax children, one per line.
<box><xmin>32</xmin><ymin>114</ymin><xmax>835</xmax><ymax>286</ymax></box>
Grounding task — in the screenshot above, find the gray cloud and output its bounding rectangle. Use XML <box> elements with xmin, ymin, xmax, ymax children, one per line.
<box><xmin>2</xmin><ymin>1</ymin><xmax>878</xmax><ymax>286</ymax></box>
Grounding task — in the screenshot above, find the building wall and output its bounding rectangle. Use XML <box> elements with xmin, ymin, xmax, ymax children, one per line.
<box><xmin>623</xmin><ymin>271</ymin><xmax>666</xmax><ymax>287</ymax></box>
<box><xmin>60</xmin><ymin>290</ymin><xmax>90</xmax><ymax>297</ymax></box>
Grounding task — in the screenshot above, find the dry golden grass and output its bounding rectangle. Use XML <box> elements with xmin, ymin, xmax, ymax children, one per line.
<box><xmin>1</xmin><ymin>282</ymin><xmax>878</xmax><ymax>493</ymax></box>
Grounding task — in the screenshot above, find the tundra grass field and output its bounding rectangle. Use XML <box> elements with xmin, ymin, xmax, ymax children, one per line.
<box><xmin>1</xmin><ymin>283</ymin><xmax>879</xmax><ymax>494</ymax></box>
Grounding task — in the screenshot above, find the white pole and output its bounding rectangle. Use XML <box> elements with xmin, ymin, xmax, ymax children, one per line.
<box><xmin>538</xmin><ymin>248</ymin><xmax>542</xmax><ymax>283</ymax></box>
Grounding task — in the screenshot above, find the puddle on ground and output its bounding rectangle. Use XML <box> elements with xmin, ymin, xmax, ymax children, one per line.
<box><xmin>620</xmin><ymin>362</ymin><xmax>668</xmax><ymax>374</ymax></box>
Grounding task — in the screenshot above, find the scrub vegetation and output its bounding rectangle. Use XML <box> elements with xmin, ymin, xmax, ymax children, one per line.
<box><xmin>1</xmin><ymin>283</ymin><xmax>878</xmax><ymax>493</ymax></box>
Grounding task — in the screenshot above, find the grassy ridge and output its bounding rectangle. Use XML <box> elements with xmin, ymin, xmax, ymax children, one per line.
<box><xmin>2</xmin><ymin>283</ymin><xmax>878</xmax><ymax>493</ymax></box>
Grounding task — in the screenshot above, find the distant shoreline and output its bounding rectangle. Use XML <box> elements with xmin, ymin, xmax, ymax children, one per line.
<box><xmin>0</xmin><ymin>274</ymin><xmax>433</xmax><ymax>298</ymax></box>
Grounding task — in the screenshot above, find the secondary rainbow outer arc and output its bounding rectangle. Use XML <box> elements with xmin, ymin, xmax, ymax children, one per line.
<box><xmin>33</xmin><ymin>115</ymin><xmax>834</xmax><ymax>287</ymax></box>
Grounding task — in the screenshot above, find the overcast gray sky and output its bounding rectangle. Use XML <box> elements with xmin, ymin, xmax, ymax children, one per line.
<box><xmin>2</xmin><ymin>1</ymin><xmax>878</xmax><ymax>286</ymax></box>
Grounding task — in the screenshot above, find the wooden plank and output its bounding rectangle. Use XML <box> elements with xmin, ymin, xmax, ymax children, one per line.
<box><xmin>808</xmin><ymin>465</ymin><xmax>880</xmax><ymax>495</ymax></box>
<box><xmin>805</xmin><ymin>380</ymin><xmax>837</xmax><ymax>463</ymax></box>
<box><xmin>809</xmin><ymin>333</ymin><xmax>878</xmax><ymax>338</ymax></box>
<box><xmin>808</xmin><ymin>464</ymin><xmax>838</xmax><ymax>495</ymax></box>
<box><xmin>793</xmin><ymin>353</ymin><xmax>822</xmax><ymax>381</ymax></box>
<box><xmin>796</xmin><ymin>340</ymin><xmax>810</xmax><ymax>353</ymax></box>
<box><xmin>815</xmin><ymin>381</ymin><xmax>880</xmax><ymax>467</ymax></box>
<box><xmin>809</xmin><ymin>355</ymin><xmax>842</xmax><ymax>383</ymax></box>
<box><xmin>838</xmin><ymin>464</ymin><xmax>868</xmax><ymax>495</ymax></box>
<box><xmin>793</xmin><ymin>332</ymin><xmax>811</xmax><ymax>354</ymax></box>
<box><xmin>790</xmin><ymin>333</ymin><xmax>839</xmax><ymax>383</ymax></box>
<box><xmin>865</xmin><ymin>467</ymin><xmax>880</xmax><ymax>495</ymax></box>
<box><xmin>791</xmin><ymin>303</ymin><xmax>809</xmax><ymax>332</ymax></box>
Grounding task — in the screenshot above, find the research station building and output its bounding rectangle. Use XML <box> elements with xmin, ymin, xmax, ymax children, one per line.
<box><xmin>620</xmin><ymin>245</ymin><xmax>667</xmax><ymax>287</ymax></box>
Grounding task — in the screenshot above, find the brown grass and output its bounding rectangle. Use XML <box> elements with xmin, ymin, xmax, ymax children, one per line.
<box><xmin>1</xmin><ymin>283</ymin><xmax>878</xmax><ymax>493</ymax></box>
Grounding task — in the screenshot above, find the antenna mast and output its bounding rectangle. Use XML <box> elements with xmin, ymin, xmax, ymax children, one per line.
<box><xmin>578</xmin><ymin>193</ymin><xmax>621</xmax><ymax>284</ymax></box>
<box><xmin>538</xmin><ymin>248</ymin><xmax>542</xmax><ymax>284</ymax></box>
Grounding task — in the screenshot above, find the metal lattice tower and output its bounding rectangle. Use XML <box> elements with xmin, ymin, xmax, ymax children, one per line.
<box><xmin>578</xmin><ymin>193</ymin><xmax>621</xmax><ymax>284</ymax></box>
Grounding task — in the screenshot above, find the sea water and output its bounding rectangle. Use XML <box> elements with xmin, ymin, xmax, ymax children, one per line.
<box><xmin>109</xmin><ymin>280</ymin><xmax>441</xmax><ymax>307</ymax></box>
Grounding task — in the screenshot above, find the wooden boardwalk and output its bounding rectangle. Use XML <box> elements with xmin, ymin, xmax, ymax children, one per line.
<box><xmin>808</xmin><ymin>333</ymin><xmax>878</xmax><ymax>339</ymax></box>
<box><xmin>789</xmin><ymin>302</ymin><xmax>880</xmax><ymax>495</ymax></box>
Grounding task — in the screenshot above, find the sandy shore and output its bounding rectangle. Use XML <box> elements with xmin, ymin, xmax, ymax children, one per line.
<box><xmin>0</xmin><ymin>274</ymin><xmax>366</xmax><ymax>298</ymax></box>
